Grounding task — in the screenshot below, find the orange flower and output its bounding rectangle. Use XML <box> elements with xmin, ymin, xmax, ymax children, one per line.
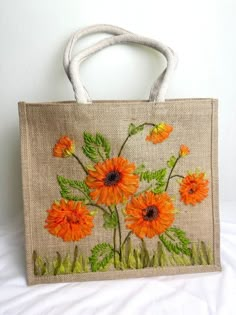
<box><xmin>179</xmin><ymin>144</ymin><xmax>190</xmax><ymax>157</ymax></box>
<box><xmin>53</xmin><ymin>136</ymin><xmax>75</xmax><ymax>158</ymax></box>
<box><xmin>146</xmin><ymin>123</ymin><xmax>173</xmax><ymax>144</ymax></box>
<box><xmin>86</xmin><ymin>157</ymin><xmax>139</xmax><ymax>206</ymax></box>
<box><xmin>125</xmin><ymin>191</ymin><xmax>175</xmax><ymax>238</ymax></box>
<box><xmin>179</xmin><ymin>173</ymin><xmax>209</xmax><ymax>205</ymax></box>
<box><xmin>45</xmin><ymin>199</ymin><xmax>94</xmax><ymax>242</ymax></box>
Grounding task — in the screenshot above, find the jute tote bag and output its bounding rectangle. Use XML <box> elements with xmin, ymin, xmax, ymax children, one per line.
<box><xmin>18</xmin><ymin>25</ymin><xmax>221</xmax><ymax>285</ymax></box>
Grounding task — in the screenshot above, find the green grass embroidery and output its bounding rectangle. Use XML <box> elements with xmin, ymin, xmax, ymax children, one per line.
<box><xmin>33</xmin><ymin>241</ymin><xmax>213</xmax><ymax>276</ymax></box>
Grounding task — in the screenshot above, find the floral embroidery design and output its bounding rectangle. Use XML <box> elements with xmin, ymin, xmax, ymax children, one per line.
<box><xmin>33</xmin><ymin>123</ymin><xmax>212</xmax><ymax>276</ymax></box>
<box><xmin>45</xmin><ymin>199</ymin><xmax>94</xmax><ymax>242</ymax></box>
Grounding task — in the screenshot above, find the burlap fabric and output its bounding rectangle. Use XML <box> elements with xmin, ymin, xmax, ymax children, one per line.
<box><xmin>19</xmin><ymin>99</ymin><xmax>221</xmax><ymax>285</ymax></box>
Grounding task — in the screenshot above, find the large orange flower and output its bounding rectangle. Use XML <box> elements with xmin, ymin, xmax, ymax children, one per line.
<box><xmin>125</xmin><ymin>191</ymin><xmax>175</xmax><ymax>238</ymax></box>
<box><xmin>86</xmin><ymin>157</ymin><xmax>139</xmax><ymax>206</ymax></box>
<box><xmin>53</xmin><ymin>136</ymin><xmax>75</xmax><ymax>158</ymax></box>
<box><xmin>179</xmin><ymin>173</ymin><xmax>209</xmax><ymax>205</ymax></box>
<box><xmin>146</xmin><ymin>123</ymin><xmax>173</xmax><ymax>144</ymax></box>
<box><xmin>45</xmin><ymin>199</ymin><xmax>94</xmax><ymax>241</ymax></box>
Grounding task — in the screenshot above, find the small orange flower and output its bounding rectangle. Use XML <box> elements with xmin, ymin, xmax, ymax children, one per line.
<box><xmin>86</xmin><ymin>156</ymin><xmax>139</xmax><ymax>206</ymax></box>
<box><xmin>53</xmin><ymin>136</ymin><xmax>75</xmax><ymax>158</ymax></box>
<box><xmin>125</xmin><ymin>191</ymin><xmax>175</xmax><ymax>238</ymax></box>
<box><xmin>45</xmin><ymin>199</ymin><xmax>94</xmax><ymax>242</ymax></box>
<box><xmin>179</xmin><ymin>173</ymin><xmax>209</xmax><ymax>205</ymax></box>
<box><xmin>146</xmin><ymin>123</ymin><xmax>173</xmax><ymax>144</ymax></box>
<box><xmin>179</xmin><ymin>144</ymin><xmax>190</xmax><ymax>157</ymax></box>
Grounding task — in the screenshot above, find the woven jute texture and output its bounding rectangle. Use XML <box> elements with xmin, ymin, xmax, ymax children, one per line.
<box><xmin>18</xmin><ymin>98</ymin><xmax>221</xmax><ymax>285</ymax></box>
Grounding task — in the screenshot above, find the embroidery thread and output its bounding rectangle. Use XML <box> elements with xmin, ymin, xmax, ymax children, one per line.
<box><xmin>36</xmin><ymin>122</ymin><xmax>211</xmax><ymax>275</ymax></box>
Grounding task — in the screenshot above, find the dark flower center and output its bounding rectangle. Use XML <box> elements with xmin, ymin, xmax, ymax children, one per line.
<box><xmin>188</xmin><ymin>183</ymin><xmax>197</xmax><ymax>194</ymax></box>
<box><xmin>143</xmin><ymin>205</ymin><xmax>158</xmax><ymax>221</ymax></box>
<box><xmin>66</xmin><ymin>212</ymin><xmax>79</xmax><ymax>224</ymax></box>
<box><xmin>104</xmin><ymin>170</ymin><xmax>121</xmax><ymax>186</ymax></box>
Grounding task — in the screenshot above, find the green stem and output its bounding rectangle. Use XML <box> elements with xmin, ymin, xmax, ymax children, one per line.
<box><xmin>121</xmin><ymin>231</ymin><xmax>132</xmax><ymax>248</ymax></box>
<box><xmin>97</xmin><ymin>147</ymin><xmax>105</xmax><ymax>161</ymax></box>
<box><xmin>108</xmin><ymin>206</ymin><xmax>113</xmax><ymax>214</ymax></box>
<box><xmin>165</xmin><ymin>156</ymin><xmax>180</xmax><ymax>191</ymax></box>
<box><xmin>72</xmin><ymin>153</ymin><xmax>88</xmax><ymax>175</ymax></box>
<box><xmin>118</xmin><ymin>122</ymin><xmax>155</xmax><ymax>157</ymax></box>
<box><xmin>113</xmin><ymin>228</ymin><xmax>117</xmax><ymax>268</ymax></box>
<box><xmin>87</xmin><ymin>203</ymin><xmax>110</xmax><ymax>215</ymax></box>
<box><xmin>114</xmin><ymin>206</ymin><xmax>122</xmax><ymax>261</ymax></box>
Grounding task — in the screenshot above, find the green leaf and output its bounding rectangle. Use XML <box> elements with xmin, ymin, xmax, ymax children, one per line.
<box><xmin>128</xmin><ymin>123</ymin><xmax>144</xmax><ymax>136</ymax></box>
<box><xmin>103</xmin><ymin>211</ymin><xmax>118</xmax><ymax>229</ymax></box>
<box><xmin>82</xmin><ymin>132</ymin><xmax>111</xmax><ymax>162</ymax></box>
<box><xmin>89</xmin><ymin>243</ymin><xmax>114</xmax><ymax>272</ymax></box>
<box><xmin>139</xmin><ymin>168</ymin><xmax>167</xmax><ymax>194</ymax></box>
<box><xmin>53</xmin><ymin>252</ymin><xmax>65</xmax><ymax>275</ymax></box>
<box><xmin>57</xmin><ymin>175</ymin><xmax>90</xmax><ymax>201</ymax></box>
<box><xmin>167</xmin><ymin>155</ymin><xmax>177</xmax><ymax>168</ymax></box>
<box><xmin>134</xmin><ymin>164</ymin><xmax>146</xmax><ymax>175</ymax></box>
<box><xmin>159</xmin><ymin>227</ymin><xmax>192</xmax><ymax>256</ymax></box>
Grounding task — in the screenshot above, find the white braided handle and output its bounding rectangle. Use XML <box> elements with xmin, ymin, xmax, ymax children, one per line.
<box><xmin>64</xmin><ymin>25</ymin><xmax>177</xmax><ymax>103</ymax></box>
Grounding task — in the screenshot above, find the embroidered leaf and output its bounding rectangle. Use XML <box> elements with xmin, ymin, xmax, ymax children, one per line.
<box><xmin>89</xmin><ymin>243</ymin><xmax>114</xmax><ymax>272</ymax></box>
<box><xmin>53</xmin><ymin>252</ymin><xmax>65</xmax><ymax>275</ymax></box>
<box><xmin>134</xmin><ymin>164</ymin><xmax>146</xmax><ymax>175</ymax></box>
<box><xmin>139</xmin><ymin>168</ymin><xmax>167</xmax><ymax>194</ymax></box>
<box><xmin>82</xmin><ymin>132</ymin><xmax>111</xmax><ymax>162</ymax></box>
<box><xmin>159</xmin><ymin>227</ymin><xmax>192</xmax><ymax>256</ymax></box>
<box><xmin>103</xmin><ymin>211</ymin><xmax>118</xmax><ymax>229</ymax></box>
<box><xmin>57</xmin><ymin>175</ymin><xmax>90</xmax><ymax>201</ymax></box>
<box><xmin>140</xmin><ymin>239</ymin><xmax>150</xmax><ymax>268</ymax></box>
<box><xmin>128</xmin><ymin>123</ymin><xmax>144</xmax><ymax>136</ymax></box>
<box><xmin>167</xmin><ymin>155</ymin><xmax>177</xmax><ymax>168</ymax></box>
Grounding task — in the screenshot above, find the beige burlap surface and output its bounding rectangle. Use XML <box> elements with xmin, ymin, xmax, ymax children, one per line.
<box><xmin>18</xmin><ymin>98</ymin><xmax>220</xmax><ymax>285</ymax></box>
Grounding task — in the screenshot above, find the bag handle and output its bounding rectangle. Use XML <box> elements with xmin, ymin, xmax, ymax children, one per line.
<box><xmin>65</xmin><ymin>25</ymin><xmax>177</xmax><ymax>103</ymax></box>
<box><xmin>64</xmin><ymin>24</ymin><xmax>133</xmax><ymax>78</ymax></box>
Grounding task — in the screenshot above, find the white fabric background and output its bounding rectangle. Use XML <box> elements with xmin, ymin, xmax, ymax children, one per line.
<box><xmin>0</xmin><ymin>0</ymin><xmax>235</xmax><ymax>314</ymax></box>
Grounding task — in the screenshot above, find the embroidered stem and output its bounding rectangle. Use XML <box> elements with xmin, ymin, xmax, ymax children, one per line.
<box><xmin>97</xmin><ymin>148</ymin><xmax>106</xmax><ymax>161</ymax></box>
<box><xmin>71</xmin><ymin>153</ymin><xmax>88</xmax><ymax>175</ymax></box>
<box><xmin>118</xmin><ymin>122</ymin><xmax>155</xmax><ymax>156</ymax></box>
<box><xmin>87</xmin><ymin>203</ymin><xmax>110</xmax><ymax>215</ymax></box>
<box><xmin>113</xmin><ymin>228</ymin><xmax>117</xmax><ymax>268</ymax></box>
<box><xmin>165</xmin><ymin>156</ymin><xmax>180</xmax><ymax>191</ymax></box>
<box><xmin>170</xmin><ymin>174</ymin><xmax>184</xmax><ymax>179</ymax></box>
<box><xmin>114</xmin><ymin>206</ymin><xmax>122</xmax><ymax>261</ymax></box>
<box><xmin>121</xmin><ymin>231</ymin><xmax>132</xmax><ymax>248</ymax></box>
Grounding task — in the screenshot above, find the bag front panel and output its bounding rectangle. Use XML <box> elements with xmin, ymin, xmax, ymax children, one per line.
<box><xmin>19</xmin><ymin>99</ymin><xmax>220</xmax><ymax>284</ymax></box>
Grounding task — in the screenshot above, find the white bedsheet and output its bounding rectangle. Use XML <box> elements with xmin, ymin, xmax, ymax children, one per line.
<box><xmin>0</xmin><ymin>208</ymin><xmax>235</xmax><ymax>315</ymax></box>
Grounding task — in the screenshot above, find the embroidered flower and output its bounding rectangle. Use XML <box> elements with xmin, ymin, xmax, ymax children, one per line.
<box><xmin>179</xmin><ymin>173</ymin><xmax>209</xmax><ymax>205</ymax></box>
<box><xmin>179</xmin><ymin>144</ymin><xmax>190</xmax><ymax>157</ymax></box>
<box><xmin>146</xmin><ymin>123</ymin><xmax>173</xmax><ymax>144</ymax></box>
<box><xmin>53</xmin><ymin>136</ymin><xmax>75</xmax><ymax>158</ymax></box>
<box><xmin>45</xmin><ymin>199</ymin><xmax>94</xmax><ymax>241</ymax></box>
<box><xmin>85</xmin><ymin>156</ymin><xmax>139</xmax><ymax>206</ymax></box>
<box><xmin>125</xmin><ymin>191</ymin><xmax>175</xmax><ymax>238</ymax></box>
